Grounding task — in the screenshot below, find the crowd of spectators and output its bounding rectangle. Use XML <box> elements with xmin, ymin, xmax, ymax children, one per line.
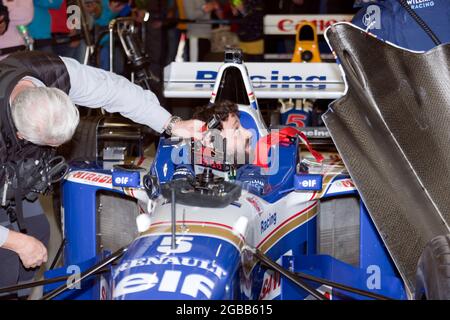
<box><xmin>0</xmin><ymin>0</ymin><xmax>357</xmax><ymax>75</ymax></box>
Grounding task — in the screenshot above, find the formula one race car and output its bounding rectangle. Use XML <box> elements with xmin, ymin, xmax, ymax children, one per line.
<box><xmin>17</xmin><ymin>45</ymin><xmax>412</xmax><ymax>301</ymax></box>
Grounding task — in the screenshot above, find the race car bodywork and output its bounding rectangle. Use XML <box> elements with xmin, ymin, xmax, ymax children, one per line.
<box><xmin>323</xmin><ymin>22</ymin><xmax>450</xmax><ymax>298</ymax></box>
<box><xmin>42</xmin><ymin>53</ymin><xmax>407</xmax><ymax>300</ymax></box>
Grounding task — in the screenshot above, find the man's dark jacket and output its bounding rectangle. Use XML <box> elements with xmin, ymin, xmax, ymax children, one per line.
<box><xmin>0</xmin><ymin>51</ymin><xmax>70</xmax><ymax>231</ymax></box>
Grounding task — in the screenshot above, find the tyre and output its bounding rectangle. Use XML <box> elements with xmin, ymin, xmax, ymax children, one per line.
<box><xmin>58</xmin><ymin>115</ymin><xmax>103</xmax><ymax>162</ymax></box>
<box><xmin>415</xmin><ymin>234</ymin><xmax>450</xmax><ymax>300</ymax></box>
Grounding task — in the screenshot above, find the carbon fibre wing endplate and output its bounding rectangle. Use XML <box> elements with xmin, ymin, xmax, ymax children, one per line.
<box><xmin>323</xmin><ymin>23</ymin><xmax>450</xmax><ymax>295</ymax></box>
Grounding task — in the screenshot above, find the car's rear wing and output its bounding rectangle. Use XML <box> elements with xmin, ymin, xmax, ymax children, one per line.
<box><xmin>163</xmin><ymin>62</ymin><xmax>345</xmax><ymax>100</ymax></box>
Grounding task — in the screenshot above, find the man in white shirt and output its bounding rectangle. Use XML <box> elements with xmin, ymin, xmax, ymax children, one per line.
<box><xmin>0</xmin><ymin>51</ymin><xmax>204</xmax><ymax>293</ymax></box>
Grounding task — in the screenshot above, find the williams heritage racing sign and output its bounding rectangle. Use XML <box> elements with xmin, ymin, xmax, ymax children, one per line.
<box><xmin>264</xmin><ymin>14</ymin><xmax>354</xmax><ymax>35</ymax></box>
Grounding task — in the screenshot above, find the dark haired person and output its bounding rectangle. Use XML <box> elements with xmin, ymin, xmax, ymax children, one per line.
<box><xmin>49</xmin><ymin>0</ymin><xmax>83</xmax><ymax>61</ymax></box>
<box><xmin>183</xmin><ymin>0</ymin><xmax>212</xmax><ymax>62</ymax></box>
<box><xmin>27</xmin><ymin>0</ymin><xmax>63</xmax><ymax>53</ymax></box>
<box><xmin>194</xmin><ymin>101</ymin><xmax>275</xmax><ymax>195</ymax></box>
<box><xmin>231</xmin><ymin>0</ymin><xmax>265</xmax><ymax>62</ymax></box>
<box><xmin>193</xmin><ymin>101</ymin><xmax>252</xmax><ymax>162</ymax></box>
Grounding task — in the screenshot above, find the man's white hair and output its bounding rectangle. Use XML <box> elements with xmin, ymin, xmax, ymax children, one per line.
<box><xmin>11</xmin><ymin>87</ymin><xmax>80</xmax><ymax>146</ymax></box>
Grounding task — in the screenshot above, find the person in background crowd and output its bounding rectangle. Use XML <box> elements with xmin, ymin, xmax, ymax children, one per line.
<box><xmin>50</xmin><ymin>0</ymin><xmax>84</xmax><ymax>62</ymax></box>
<box><xmin>265</xmin><ymin>0</ymin><xmax>319</xmax><ymax>14</ymax></box>
<box><xmin>84</xmin><ymin>0</ymin><xmax>108</xmax><ymax>68</ymax></box>
<box><xmin>284</xmin><ymin>0</ymin><xmax>320</xmax><ymax>54</ymax></box>
<box><xmin>84</xmin><ymin>0</ymin><xmax>103</xmax><ymax>21</ymax></box>
<box><xmin>319</xmin><ymin>0</ymin><xmax>356</xmax><ymax>13</ymax></box>
<box><xmin>165</xmin><ymin>0</ymin><xmax>181</xmax><ymax>65</ymax></box>
<box><xmin>183</xmin><ymin>0</ymin><xmax>212</xmax><ymax>62</ymax></box>
<box><xmin>266</xmin><ymin>0</ymin><xmax>355</xmax><ymax>14</ymax></box>
<box><xmin>109</xmin><ymin>0</ymin><xmax>130</xmax><ymax>17</ymax></box>
<box><xmin>231</xmin><ymin>0</ymin><xmax>264</xmax><ymax>62</ymax></box>
<box><xmin>27</xmin><ymin>0</ymin><xmax>63</xmax><ymax>53</ymax></box>
<box><xmin>133</xmin><ymin>0</ymin><xmax>167</xmax><ymax>82</ymax></box>
<box><xmin>105</xmin><ymin>0</ymin><xmax>131</xmax><ymax>71</ymax></box>
<box><xmin>84</xmin><ymin>0</ymin><xmax>129</xmax><ymax>72</ymax></box>
<box><xmin>0</xmin><ymin>0</ymin><xmax>33</xmax><ymax>58</ymax></box>
<box><xmin>172</xmin><ymin>0</ymin><xmax>188</xmax><ymax>61</ymax></box>
<box><xmin>206</xmin><ymin>0</ymin><xmax>240</xmax><ymax>61</ymax></box>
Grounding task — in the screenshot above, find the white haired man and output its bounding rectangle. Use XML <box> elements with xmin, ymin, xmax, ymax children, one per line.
<box><xmin>0</xmin><ymin>51</ymin><xmax>204</xmax><ymax>296</ymax></box>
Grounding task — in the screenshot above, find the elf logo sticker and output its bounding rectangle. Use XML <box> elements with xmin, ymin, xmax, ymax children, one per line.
<box><xmin>114</xmin><ymin>177</ymin><xmax>129</xmax><ymax>185</ymax></box>
<box><xmin>294</xmin><ymin>174</ymin><xmax>323</xmax><ymax>191</ymax></box>
<box><xmin>112</xmin><ymin>171</ymin><xmax>140</xmax><ymax>187</ymax></box>
<box><xmin>113</xmin><ymin>271</ymin><xmax>215</xmax><ymax>299</ymax></box>
<box><xmin>113</xmin><ymin>273</ymin><xmax>159</xmax><ymax>298</ymax></box>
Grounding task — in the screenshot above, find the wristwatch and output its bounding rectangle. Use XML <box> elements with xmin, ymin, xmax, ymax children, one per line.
<box><xmin>164</xmin><ymin>116</ymin><xmax>182</xmax><ymax>136</ymax></box>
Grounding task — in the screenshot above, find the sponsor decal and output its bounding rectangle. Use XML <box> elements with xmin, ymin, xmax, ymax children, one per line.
<box><xmin>113</xmin><ymin>273</ymin><xmax>159</xmax><ymax>298</ymax></box>
<box><xmin>321</xmin><ymin>177</ymin><xmax>357</xmax><ymax>197</ymax></box>
<box><xmin>113</xmin><ymin>270</ymin><xmax>216</xmax><ymax>299</ymax></box>
<box><xmin>246</xmin><ymin>196</ymin><xmax>264</xmax><ymax>216</ymax></box>
<box><xmin>294</xmin><ymin>174</ymin><xmax>323</xmax><ymax>191</ymax></box>
<box><xmin>257</xmin><ymin>202</ymin><xmax>319</xmax><ymax>253</ymax></box>
<box><xmin>338</xmin><ymin>179</ymin><xmax>355</xmax><ymax>188</ymax></box>
<box><xmin>114</xmin><ymin>176</ymin><xmax>129</xmax><ymax>185</ymax></box>
<box><xmin>114</xmin><ymin>237</ymin><xmax>226</xmax><ymax>279</ymax></box>
<box><xmin>264</xmin><ymin>15</ymin><xmax>353</xmax><ymax>35</ymax></box>
<box><xmin>68</xmin><ymin>171</ymin><xmax>112</xmax><ymax>186</ymax></box>
<box><xmin>300</xmin><ymin>127</ymin><xmax>331</xmax><ymax>139</ymax></box>
<box><xmin>259</xmin><ymin>270</ymin><xmax>281</xmax><ymax>300</ymax></box>
<box><xmin>112</xmin><ymin>170</ymin><xmax>140</xmax><ymax>188</ymax></box>
<box><xmin>112</xmin><ymin>235</ymin><xmax>236</xmax><ymax>299</ymax></box>
<box><xmin>261</xmin><ymin>213</ymin><xmax>277</xmax><ymax>234</ymax></box>
<box><xmin>114</xmin><ymin>255</ymin><xmax>227</xmax><ymax>280</ymax></box>
<box><xmin>407</xmin><ymin>0</ymin><xmax>435</xmax><ymax>10</ymax></box>
<box><xmin>195</xmin><ymin>70</ymin><xmax>328</xmax><ymax>90</ymax></box>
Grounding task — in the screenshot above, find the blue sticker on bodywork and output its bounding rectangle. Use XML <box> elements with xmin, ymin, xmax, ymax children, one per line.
<box><xmin>294</xmin><ymin>174</ymin><xmax>323</xmax><ymax>191</ymax></box>
<box><xmin>112</xmin><ymin>170</ymin><xmax>141</xmax><ymax>187</ymax></box>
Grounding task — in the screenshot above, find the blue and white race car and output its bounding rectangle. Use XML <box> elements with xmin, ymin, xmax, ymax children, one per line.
<box><xmin>38</xmin><ymin>48</ymin><xmax>411</xmax><ymax>300</ymax></box>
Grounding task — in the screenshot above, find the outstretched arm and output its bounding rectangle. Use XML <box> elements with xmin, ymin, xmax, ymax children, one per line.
<box><xmin>61</xmin><ymin>56</ymin><xmax>205</xmax><ymax>138</ymax></box>
<box><xmin>61</xmin><ymin>56</ymin><xmax>172</xmax><ymax>133</ymax></box>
